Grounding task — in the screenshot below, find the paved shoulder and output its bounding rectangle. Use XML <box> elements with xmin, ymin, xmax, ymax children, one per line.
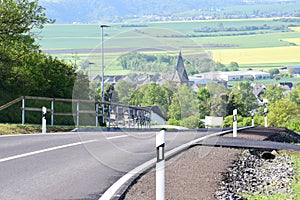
<box><xmin>196</xmin><ymin>137</ymin><xmax>300</xmax><ymax>151</ymax></box>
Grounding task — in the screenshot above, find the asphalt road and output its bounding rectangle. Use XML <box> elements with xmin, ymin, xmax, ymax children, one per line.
<box><xmin>0</xmin><ymin>129</ymin><xmax>220</xmax><ymax>200</ymax></box>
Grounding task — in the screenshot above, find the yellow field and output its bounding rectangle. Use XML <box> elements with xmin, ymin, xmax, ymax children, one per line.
<box><xmin>289</xmin><ymin>27</ymin><xmax>300</xmax><ymax>32</ymax></box>
<box><xmin>282</xmin><ymin>38</ymin><xmax>300</xmax><ymax>45</ymax></box>
<box><xmin>210</xmin><ymin>46</ymin><xmax>300</xmax><ymax>65</ymax></box>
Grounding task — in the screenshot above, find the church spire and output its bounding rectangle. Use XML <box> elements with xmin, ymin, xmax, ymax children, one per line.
<box><xmin>172</xmin><ymin>51</ymin><xmax>189</xmax><ymax>84</ymax></box>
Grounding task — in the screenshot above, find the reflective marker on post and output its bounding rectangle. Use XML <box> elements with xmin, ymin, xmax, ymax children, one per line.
<box><xmin>264</xmin><ymin>108</ymin><xmax>268</xmax><ymax>128</ymax></box>
<box><xmin>42</xmin><ymin>106</ymin><xmax>47</xmax><ymax>134</ymax></box>
<box><xmin>233</xmin><ymin>109</ymin><xmax>237</xmax><ymax>137</ymax></box>
<box><xmin>156</xmin><ymin>129</ymin><xmax>165</xmax><ymax>200</ymax></box>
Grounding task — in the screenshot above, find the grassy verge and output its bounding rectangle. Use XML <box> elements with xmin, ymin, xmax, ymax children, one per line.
<box><xmin>243</xmin><ymin>151</ymin><xmax>300</xmax><ymax>200</ymax></box>
<box><xmin>0</xmin><ymin>124</ymin><xmax>75</xmax><ymax>135</ymax></box>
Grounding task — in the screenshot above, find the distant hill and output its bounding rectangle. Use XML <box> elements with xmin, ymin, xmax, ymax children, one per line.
<box><xmin>40</xmin><ymin>0</ymin><xmax>300</xmax><ymax>23</ymax></box>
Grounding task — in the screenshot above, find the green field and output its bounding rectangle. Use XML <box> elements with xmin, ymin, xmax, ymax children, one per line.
<box><xmin>37</xmin><ymin>18</ymin><xmax>300</xmax><ymax>75</ymax></box>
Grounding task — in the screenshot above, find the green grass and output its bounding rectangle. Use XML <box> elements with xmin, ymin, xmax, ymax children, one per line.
<box><xmin>0</xmin><ymin>124</ymin><xmax>75</xmax><ymax>135</ymax></box>
<box><xmin>291</xmin><ymin>152</ymin><xmax>300</xmax><ymax>199</ymax></box>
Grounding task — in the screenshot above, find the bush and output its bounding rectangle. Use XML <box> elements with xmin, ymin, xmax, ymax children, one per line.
<box><xmin>224</xmin><ymin>115</ymin><xmax>262</xmax><ymax>127</ymax></box>
<box><xmin>223</xmin><ymin>115</ymin><xmax>233</xmax><ymax>127</ymax></box>
<box><xmin>286</xmin><ymin>120</ymin><xmax>300</xmax><ymax>133</ymax></box>
<box><xmin>180</xmin><ymin>115</ymin><xmax>203</xmax><ymax>129</ymax></box>
<box><xmin>167</xmin><ymin>118</ymin><xmax>180</xmax><ymax>126</ymax></box>
<box><xmin>254</xmin><ymin>115</ymin><xmax>265</xmax><ymax>126</ymax></box>
<box><xmin>238</xmin><ymin>117</ymin><xmax>252</xmax><ymax>127</ymax></box>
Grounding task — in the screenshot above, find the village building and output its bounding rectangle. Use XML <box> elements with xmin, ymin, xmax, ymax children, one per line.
<box><xmin>197</xmin><ymin>70</ymin><xmax>270</xmax><ymax>81</ymax></box>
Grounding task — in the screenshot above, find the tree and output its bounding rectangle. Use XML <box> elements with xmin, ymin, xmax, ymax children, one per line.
<box><xmin>176</xmin><ymin>84</ymin><xmax>198</xmax><ymax>119</ymax></box>
<box><xmin>268</xmin><ymin>68</ymin><xmax>280</xmax><ymax>78</ymax></box>
<box><xmin>261</xmin><ymin>84</ymin><xmax>285</xmax><ymax>104</ymax></box>
<box><xmin>130</xmin><ymin>83</ymin><xmax>173</xmax><ymax>116</ymax></box>
<box><xmin>0</xmin><ymin>0</ymin><xmax>79</xmax><ymax>124</ymax></box>
<box><xmin>197</xmin><ymin>87</ymin><xmax>211</xmax><ymax>118</ymax></box>
<box><xmin>215</xmin><ymin>62</ymin><xmax>227</xmax><ymax>71</ymax></box>
<box><xmin>0</xmin><ymin>0</ymin><xmax>54</xmax><ymax>50</ymax></box>
<box><xmin>228</xmin><ymin>62</ymin><xmax>239</xmax><ymax>71</ymax></box>
<box><xmin>114</xmin><ymin>80</ymin><xmax>137</xmax><ymax>104</ymax></box>
<box><xmin>206</xmin><ymin>82</ymin><xmax>230</xmax><ymax>117</ymax></box>
<box><xmin>268</xmin><ymin>98</ymin><xmax>299</xmax><ymax>127</ymax></box>
<box><xmin>288</xmin><ymin>68</ymin><xmax>296</xmax><ymax>76</ymax></box>
<box><xmin>228</xmin><ymin>82</ymin><xmax>257</xmax><ymax>116</ymax></box>
<box><xmin>168</xmin><ymin>84</ymin><xmax>198</xmax><ymax>120</ymax></box>
<box><xmin>168</xmin><ymin>93</ymin><xmax>181</xmax><ymax>120</ymax></box>
<box><xmin>289</xmin><ymin>84</ymin><xmax>300</xmax><ymax>105</ymax></box>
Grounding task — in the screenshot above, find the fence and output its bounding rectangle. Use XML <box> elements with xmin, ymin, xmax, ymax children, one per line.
<box><xmin>0</xmin><ymin>96</ymin><xmax>151</xmax><ymax>128</ymax></box>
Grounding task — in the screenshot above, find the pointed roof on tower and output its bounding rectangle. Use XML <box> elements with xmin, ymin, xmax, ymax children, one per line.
<box><xmin>172</xmin><ymin>51</ymin><xmax>189</xmax><ymax>84</ymax></box>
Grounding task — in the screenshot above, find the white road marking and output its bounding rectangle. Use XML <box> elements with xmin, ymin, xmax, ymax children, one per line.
<box><xmin>0</xmin><ymin>140</ymin><xmax>98</xmax><ymax>163</ymax></box>
<box><xmin>106</xmin><ymin>135</ymin><xmax>128</xmax><ymax>140</ymax></box>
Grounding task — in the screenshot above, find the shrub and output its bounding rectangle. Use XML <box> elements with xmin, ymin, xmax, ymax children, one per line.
<box><xmin>180</xmin><ymin>115</ymin><xmax>203</xmax><ymax>129</ymax></box>
<box><xmin>166</xmin><ymin>118</ymin><xmax>180</xmax><ymax>126</ymax></box>
<box><xmin>286</xmin><ymin>120</ymin><xmax>300</xmax><ymax>133</ymax></box>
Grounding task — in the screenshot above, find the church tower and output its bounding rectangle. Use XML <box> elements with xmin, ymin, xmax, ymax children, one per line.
<box><xmin>172</xmin><ymin>51</ymin><xmax>189</xmax><ymax>84</ymax></box>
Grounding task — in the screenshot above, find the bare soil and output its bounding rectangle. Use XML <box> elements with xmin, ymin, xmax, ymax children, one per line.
<box><xmin>123</xmin><ymin>147</ymin><xmax>241</xmax><ymax>200</ymax></box>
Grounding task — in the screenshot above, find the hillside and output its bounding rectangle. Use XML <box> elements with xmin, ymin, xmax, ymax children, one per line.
<box><xmin>40</xmin><ymin>0</ymin><xmax>300</xmax><ymax>23</ymax></box>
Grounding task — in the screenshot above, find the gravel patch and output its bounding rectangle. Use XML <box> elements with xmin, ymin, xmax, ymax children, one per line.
<box><xmin>215</xmin><ymin>149</ymin><xmax>295</xmax><ymax>199</ymax></box>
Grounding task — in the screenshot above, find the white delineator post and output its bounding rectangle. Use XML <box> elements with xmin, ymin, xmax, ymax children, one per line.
<box><xmin>156</xmin><ymin>129</ymin><xmax>165</xmax><ymax>200</ymax></box>
<box><xmin>264</xmin><ymin>108</ymin><xmax>268</xmax><ymax>128</ymax></box>
<box><xmin>251</xmin><ymin>112</ymin><xmax>255</xmax><ymax>126</ymax></box>
<box><xmin>42</xmin><ymin>106</ymin><xmax>47</xmax><ymax>134</ymax></box>
<box><xmin>233</xmin><ymin>109</ymin><xmax>237</xmax><ymax>137</ymax></box>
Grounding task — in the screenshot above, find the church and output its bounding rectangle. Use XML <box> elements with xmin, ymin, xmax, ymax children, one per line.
<box><xmin>171</xmin><ymin>51</ymin><xmax>189</xmax><ymax>84</ymax></box>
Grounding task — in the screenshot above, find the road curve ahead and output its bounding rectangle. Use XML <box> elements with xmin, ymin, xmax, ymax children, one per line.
<box><xmin>0</xmin><ymin>129</ymin><xmax>220</xmax><ymax>200</ymax></box>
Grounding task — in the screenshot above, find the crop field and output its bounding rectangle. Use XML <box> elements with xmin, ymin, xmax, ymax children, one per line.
<box><xmin>37</xmin><ymin>18</ymin><xmax>300</xmax><ymax>75</ymax></box>
<box><xmin>211</xmin><ymin>46</ymin><xmax>300</xmax><ymax>65</ymax></box>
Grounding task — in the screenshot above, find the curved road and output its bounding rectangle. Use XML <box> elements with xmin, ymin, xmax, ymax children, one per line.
<box><xmin>0</xmin><ymin>129</ymin><xmax>221</xmax><ymax>200</ymax></box>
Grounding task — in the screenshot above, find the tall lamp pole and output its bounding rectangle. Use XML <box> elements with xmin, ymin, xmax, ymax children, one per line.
<box><xmin>100</xmin><ymin>25</ymin><xmax>109</xmax><ymax>125</ymax></box>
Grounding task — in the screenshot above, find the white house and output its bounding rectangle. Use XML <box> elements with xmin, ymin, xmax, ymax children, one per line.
<box><xmin>197</xmin><ymin>70</ymin><xmax>270</xmax><ymax>81</ymax></box>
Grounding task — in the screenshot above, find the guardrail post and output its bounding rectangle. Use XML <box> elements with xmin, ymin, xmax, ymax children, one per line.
<box><xmin>96</xmin><ymin>103</ymin><xmax>99</xmax><ymax>127</ymax></box>
<box><xmin>233</xmin><ymin>109</ymin><xmax>237</xmax><ymax>137</ymax></box>
<box><xmin>76</xmin><ymin>101</ymin><xmax>80</xmax><ymax>127</ymax></box>
<box><xmin>51</xmin><ymin>100</ymin><xmax>54</xmax><ymax>126</ymax></box>
<box><xmin>116</xmin><ymin>106</ymin><xmax>119</xmax><ymax>128</ymax></box>
<box><xmin>22</xmin><ymin>97</ymin><xmax>25</xmax><ymax>125</ymax></box>
<box><xmin>156</xmin><ymin>129</ymin><xmax>165</xmax><ymax>200</ymax></box>
<box><xmin>42</xmin><ymin>106</ymin><xmax>47</xmax><ymax>133</ymax></box>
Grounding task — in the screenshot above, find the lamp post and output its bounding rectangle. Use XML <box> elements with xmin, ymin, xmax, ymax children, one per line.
<box><xmin>100</xmin><ymin>25</ymin><xmax>109</xmax><ymax>125</ymax></box>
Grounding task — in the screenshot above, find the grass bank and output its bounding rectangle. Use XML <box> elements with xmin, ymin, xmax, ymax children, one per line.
<box><xmin>0</xmin><ymin>124</ymin><xmax>75</xmax><ymax>135</ymax></box>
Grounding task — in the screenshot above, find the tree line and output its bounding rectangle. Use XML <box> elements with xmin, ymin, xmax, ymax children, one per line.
<box><xmin>118</xmin><ymin>52</ymin><xmax>239</xmax><ymax>75</ymax></box>
<box><xmin>111</xmin><ymin>79</ymin><xmax>300</xmax><ymax>131</ymax></box>
<box><xmin>194</xmin><ymin>23</ymin><xmax>288</xmax><ymax>33</ymax></box>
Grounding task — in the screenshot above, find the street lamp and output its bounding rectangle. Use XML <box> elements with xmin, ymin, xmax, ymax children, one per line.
<box><xmin>100</xmin><ymin>25</ymin><xmax>109</xmax><ymax>125</ymax></box>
